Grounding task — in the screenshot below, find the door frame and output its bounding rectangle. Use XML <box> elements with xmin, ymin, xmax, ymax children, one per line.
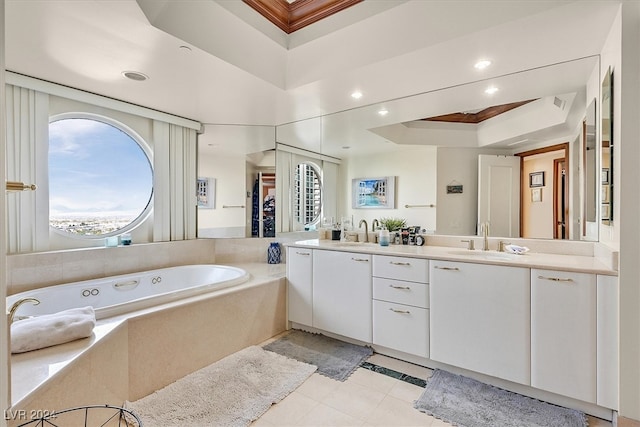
<box><xmin>553</xmin><ymin>157</ymin><xmax>568</xmax><ymax>239</ymax></box>
<box><xmin>515</xmin><ymin>143</ymin><xmax>569</xmax><ymax>238</ymax></box>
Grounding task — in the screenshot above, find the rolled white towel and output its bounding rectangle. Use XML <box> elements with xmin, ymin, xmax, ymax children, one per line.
<box><xmin>11</xmin><ymin>306</ymin><xmax>96</xmax><ymax>354</ymax></box>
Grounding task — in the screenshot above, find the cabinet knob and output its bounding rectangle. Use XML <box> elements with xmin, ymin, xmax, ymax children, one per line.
<box><xmin>389</xmin><ymin>285</ymin><xmax>411</xmax><ymax>290</ymax></box>
<box><xmin>295</xmin><ymin>251</ymin><xmax>310</xmax><ymax>256</ymax></box>
<box><xmin>389</xmin><ymin>261</ymin><xmax>411</xmax><ymax>266</ymax></box>
<box><xmin>351</xmin><ymin>258</ymin><xmax>369</xmax><ymax>262</ymax></box>
<box><xmin>389</xmin><ymin>308</ymin><xmax>410</xmax><ymax>314</ymax></box>
<box><xmin>537</xmin><ymin>275</ymin><xmax>574</xmax><ymax>283</ymax></box>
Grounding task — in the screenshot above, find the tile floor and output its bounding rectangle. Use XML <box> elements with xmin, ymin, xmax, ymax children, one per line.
<box><xmin>251</xmin><ymin>352</ymin><xmax>612</xmax><ymax>427</ymax></box>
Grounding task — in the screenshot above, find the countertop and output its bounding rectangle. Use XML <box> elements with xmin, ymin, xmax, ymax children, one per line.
<box><xmin>285</xmin><ymin>239</ymin><xmax>618</xmax><ymax>276</ymax></box>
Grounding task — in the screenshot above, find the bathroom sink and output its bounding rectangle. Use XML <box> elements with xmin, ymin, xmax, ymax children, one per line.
<box><xmin>447</xmin><ymin>250</ymin><xmax>517</xmax><ymax>261</ymax></box>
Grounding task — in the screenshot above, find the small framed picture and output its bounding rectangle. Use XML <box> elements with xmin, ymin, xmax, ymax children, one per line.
<box><xmin>601</xmin><ymin>168</ymin><xmax>610</xmax><ymax>185</ymax></box>
<box><xmin>602</xmin><ymin>185</ymin><xmax>609</xmax><ymax>203</ymax></box>
<box><xmin>197</xmin><ymin>177</ymin><xmax>215</xmax><ymax>209</ymax></box>
<box><xmin>531</xmin><ymin>188</ymin><xmax>542</xmax><ymax>202</ymax></box>
<box><xmin>529</xmin><ymin>171</ymin><xmax>545</xmax><ymax>188</ymax></box>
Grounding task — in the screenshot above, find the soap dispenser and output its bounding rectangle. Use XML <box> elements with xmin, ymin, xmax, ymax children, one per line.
<box><xmin>379</xmin><ymin>227</ymin><xmax>390</xmax><ymax>247</ymax></box>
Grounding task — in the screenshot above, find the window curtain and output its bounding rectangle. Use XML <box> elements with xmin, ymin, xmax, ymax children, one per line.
<box><xmin>153</xmin><ymin>121</ymin><xmax>197</xmax><ymax>241</ymax></box>
<box><xmin>5</xmin><ymin>85</ymin><xmax>49</xmax><ymax>253</ymax></box>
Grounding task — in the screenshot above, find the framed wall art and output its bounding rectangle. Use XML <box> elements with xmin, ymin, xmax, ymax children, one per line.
<box><xmin>352</xmin><ymin>176</ymin><xmax>396</xmax><ymax>209</ymax></box>
<box><xmin>529</xmin><ymin>171</ymin><xmax>545</xmax><ymax>188</ymax></box>
<box><xmin>197</xmin><ymin>177</ymin><xmax>215</xmax><ymax>209</ymax></box>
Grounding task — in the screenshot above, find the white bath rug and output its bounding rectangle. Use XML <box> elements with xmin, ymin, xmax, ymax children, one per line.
<box><xmin>124</xmin><ymin>345</ymin><xmax>316</xmax><ymax>427</ymax></box>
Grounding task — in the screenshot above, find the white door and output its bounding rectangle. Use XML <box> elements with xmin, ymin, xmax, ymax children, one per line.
<box><xmin>478</xmin><ymin>155</ymin><xmax>520</xmax><ymax>237</ymax></box>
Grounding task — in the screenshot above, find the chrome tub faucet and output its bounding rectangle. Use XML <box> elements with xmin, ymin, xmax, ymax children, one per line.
<box><xmin>7</xmin><ymin>297</ymin><xmax>40</xmax><ymax>323</ymax></box>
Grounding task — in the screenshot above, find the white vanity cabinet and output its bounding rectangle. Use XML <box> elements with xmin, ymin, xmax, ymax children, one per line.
<box><xmin>531</xmin><ymin>269</ymin><xmax>596</xmax><ymax>403</ymax></box>
<box><xmin>372</xmin><ymin>256</ymin><xmax>429</xmax><ymax>358</ymax></box>
<box><xmin>286</xmin><ymin>247</ymin><xmax>314</xmax><ymax>325</ymax></box>
<box><xmin>430</xmin><ymin>260</ymin><xmax>531</xmax><ymax>385</ymax></box>
<box><xmin>312</xmin><ymin>250</ymin><xmax>372</xmax><ymax>342</ymax></box>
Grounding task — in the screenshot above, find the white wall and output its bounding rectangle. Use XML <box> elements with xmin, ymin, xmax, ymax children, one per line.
<box><xmin>197</xmin><ymin>150</ymin><xmax>246</xmax><ymax>238</ymax></box>
<box><xmin>1</xmin><ymin>0</ymin><xmax>9</xmax><ymax>418</ymax></box>
<box><xmin>617</xmin><ymin>1</ymin><xmax>640</xmax><ymax>421</ymax></box>
<box><xmin>436</xmin><ymin>147</ymin><xmax>510</xmax><ymax>236</ymax></box>
<box><xmin>340</xmin><ymin>146</ymin><xmax>437</xmax><ymax>235</ymax></box>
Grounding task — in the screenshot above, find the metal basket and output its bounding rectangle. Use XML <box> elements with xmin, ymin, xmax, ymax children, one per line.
<box><xmin>13</xmin><ymin>404</ymin><xmax>142</xmax><ymax>427</ymax></box>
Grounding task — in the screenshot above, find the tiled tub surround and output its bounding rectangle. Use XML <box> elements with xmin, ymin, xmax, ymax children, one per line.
<box><xmin>8</xmin><ymin>262</ymin><xmax>286</xmax><ymax>425</ymax></box>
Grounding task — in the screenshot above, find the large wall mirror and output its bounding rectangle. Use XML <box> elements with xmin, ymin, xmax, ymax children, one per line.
<box><xmin>601</xmin><ymin>67</ymin><xmax>613</xmax><ymax>226</ymax></box>
<box><xmin>275</xmin><ymin>55</ymin><xmax>601</xmax><ymax>242</ymax></box>
<box><xmin>198</xmin><ymin>56</ymin><xmax>601</xmax><ymax>242</ymax></box>
<box><xmin>197</xmin><ymin>124</ymin><xmax>276</xmax><ymax>238</ymax></box>
<box><xmin>583</xmin><ymin>99</ymin><xmax>598</xmax><ymax>238</ymax></box>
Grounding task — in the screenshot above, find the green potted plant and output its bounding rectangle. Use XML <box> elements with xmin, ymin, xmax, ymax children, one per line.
<box><xmin>379</xmin><ymin>217</ymin><xmax>406</xmax><ymax>232</ymax></box>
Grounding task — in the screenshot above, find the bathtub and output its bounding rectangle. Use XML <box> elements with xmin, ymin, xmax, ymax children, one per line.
<box><xmin>7</xmin><ymin>264</ymin><xmax>250</xmax><ymax>320</ymax></box>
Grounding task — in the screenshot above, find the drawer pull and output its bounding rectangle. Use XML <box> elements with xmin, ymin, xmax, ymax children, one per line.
<box><xmin>538</xmin><ymin>275</ymin><xmax>574</xmax><ymax>283</ymax></box>
<box><xmin>296</xmin><ymin>251</ymin><xmax>311</xmax><ymax>256</ymax></box>
<box><xmin>390</xmin><ymin>261</ymin><xmax>411</xmax><ymax>266</ymax></box>
<box><xmin>434</xmin><ymin>266</ymin><xmax>460</xmax><ymax>271</ymax></box>
<box><xmin>352</xmin><ymin>258</ymin><xmax>369</xmax><ymax>262</ymax></box>
<box><xmin>389</xmin><ymin>308</ymin><xmax>410</xmax><ymax>314</ymax></box>
<box><xmin>389</xmin><ymin>285</ymin><xmax>411</xmax><ymax>290</ymax></box>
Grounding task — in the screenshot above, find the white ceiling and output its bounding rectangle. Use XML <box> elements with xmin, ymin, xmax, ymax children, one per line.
<box><xmin>5</xmin><ymin>0</ymin><xmax>620</xmax><ymax>143</ymax></box>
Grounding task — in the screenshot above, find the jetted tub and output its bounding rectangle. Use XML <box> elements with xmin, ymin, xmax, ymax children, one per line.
<box><xmin>7</xmin><ymin>264</ymin><xmax>250</xmax><ymax>320</ymax></box>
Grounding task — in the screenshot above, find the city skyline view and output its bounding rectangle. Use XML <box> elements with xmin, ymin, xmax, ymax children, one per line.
<box><xmin>49</xmin><ymin>117</ymin><xmax>154</xmax><ymax>235</ymax></box>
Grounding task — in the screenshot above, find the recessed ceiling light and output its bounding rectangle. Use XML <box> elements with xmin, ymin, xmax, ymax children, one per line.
<box><xmin>484</xmin><ymin>86</ymin><xmax>499</xmax><ymax>95</ymax></box>
<box><xmin>122</xmin><ymin>71</ymin><xmax>149</xmax><ymax>82</ymax></box>
<box><xmin>474</xmin><ymin>59</ymin><xmax>492</xmax><ymax>70</ymax></box>
<box><xmin>378</xmin><ymin>109</ymin><xmax>389</xmax><ymax>116</ymax></box>
<box><xmin>179</xmin><ymin>45</ymin><xmax>192</xmax><ymax>52</ymax></box>
<box><xmin>351</xmin><ymin>91</ymin><xmax>363</xmax><ymax>99</ymax></box>
<box><xmin>342</xmin><ymin>145</ymin><xmax>351</xmax><ymax>149</ymax></box>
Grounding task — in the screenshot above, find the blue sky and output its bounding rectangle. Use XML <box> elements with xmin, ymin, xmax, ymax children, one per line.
<box><xmin>49</xmin><ymin>118</ymin><xmax>153</xmax><ymax>218</ymax></box>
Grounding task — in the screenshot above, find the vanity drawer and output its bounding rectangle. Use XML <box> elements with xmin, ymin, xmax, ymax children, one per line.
<box><xmin>373</xmin><ymin>299</ymin><xmax>429</xmax><ymax>358</ymax></box>
<box><xmin>373</xmin><ymin>277</ymin><xmax>429</xmax><ymax>308</ymax></box>
<box><xmin>373</xmin><ymin>255</ymin><xmax>429</xmax><ymax>283</ymax></box>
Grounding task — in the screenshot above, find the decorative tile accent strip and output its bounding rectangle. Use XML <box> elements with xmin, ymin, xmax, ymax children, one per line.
<box><xmin>360</xmin><ymin>361</ymin><xmax>428</xmax><ymax>387</ymax></box>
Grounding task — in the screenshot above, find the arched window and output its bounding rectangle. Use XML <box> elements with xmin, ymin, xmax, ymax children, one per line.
<box><xmin>48</xmin><ymin>114</ymin><xmax>153</xmax><ymax>237</ymax></box>
<box><xmin>294</xmin><ymin>162</ymin><xmax>322</xmax><ymax>226</ymax></box>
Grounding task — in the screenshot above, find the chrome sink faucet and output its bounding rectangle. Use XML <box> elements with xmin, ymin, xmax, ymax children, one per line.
<box><xmin>480</xmin><ymin>222</ymin><xmax>490</xmax><ymax>251</ymax></box>
<box><xmin>371</xmin><ymin>219</ymin><xmax>379</xmax><ymax>232</ymax></box>
<box><xmin>359</xmin><ymin>219</ymin><xmax>369</xmax><ymax>243</ymax></box>
<box><xmin>7</xmin><ymin>297</ymin><xmax>40</xmax><ymax>323</ymax></box>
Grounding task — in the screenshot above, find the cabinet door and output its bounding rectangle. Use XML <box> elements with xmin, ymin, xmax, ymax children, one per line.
<box><xmin>531</xmin><ymin>269</ymin><xmax>596</xmax><ymax>403</ymax></box>
<box><xmin>430</xmin><ymin>261</ymin><xmax>530</xmax><ymax>385</ymax></box>
<box><xmin>313</xmin><ymin>250</ymin><xmax>372</xmax><ymax>342</ymax></box>
<box><xmin>373</xmin><ymin>300</ymin><xmax>429</xmax><ymax>357</ymax></box>
<box><xmin>286</xmin><ymin>247</ymin><xmax>313</xmax><ymax>325</ymax></box>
